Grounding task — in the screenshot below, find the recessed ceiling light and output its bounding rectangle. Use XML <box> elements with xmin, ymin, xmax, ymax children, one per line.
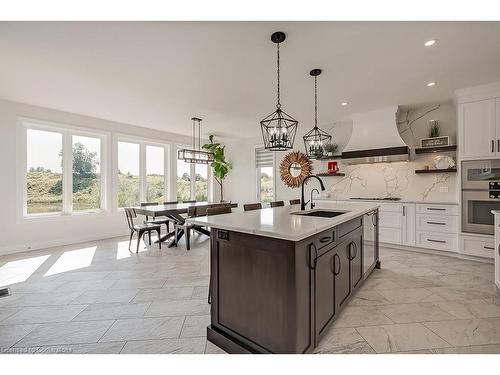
<box><xmin>427</xmin><ymin>81</ymin><xmax>436</xmax><ymax>87</ymax></box>
<box><xmin>341</xmin><ymin>102</ymin><xmax>348</xmax><ymax>106</ymax></box>
<box><xmin>424</xmin><ymin>39</ymin><xmax>437</xmax><ymax>47</ymax></box>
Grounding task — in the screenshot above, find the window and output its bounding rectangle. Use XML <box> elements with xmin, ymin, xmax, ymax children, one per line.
<box><xmin>23</xmin><ymin>120</ymin><xmax>106</xmax><ymax>216</ymax></box>
<box><xmin>146</xmin><ymin>145</ymin><xmax>165</xmax><ymax>203</ymax></box>
<box><xmin>26</xmin><ymin>129</ymin><xmax>63</xmax><ymax>214</ymax></box>
<box><xmin>176</xmin><ymin>147</ymin><xmax>210</xmax><ymax>202</ymax></box>
<box><xmin>255</xmin><ymin>147</ymin><xmax>274</xmax><ymax>203</ymax></box>
<box><xmin>72</xmin><ymin>135</ymin><xmax>101</xmax><ymax>211</ymax></box>
<box><xmin>177</xmin><ymin>156</ymin><xmax>191</xmax><ymax>202</ymax></box>
<box><xmin>117</xmin><ymin>139</ymin><xmax>169</xmax><ymax>207</ymax></box>
<box><xmin>117</xmin><ymin>141</ymin><xmax>140</xmax><ymax>208</ymax></box>
<box><xmin>195</xmin><ymin>164</ymin><xmax>208</xmax><ymax>201</ymax></box>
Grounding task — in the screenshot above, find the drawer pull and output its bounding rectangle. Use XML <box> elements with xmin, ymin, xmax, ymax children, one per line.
<box><xmin>427</xmin><ymin>221</ymin><xmax>446</xmax><ymax>225</ymax></box>
<box><xmin>498</xmin><ymin>243</ymin><xmax>500</xmax><ymax>256</ymax></box>
<box><xmin>320</xmin><ymin>236</ymin><xmax>331</xmax><ymax>243</ymax></box>
<box><xmin>427</xmin><ymin>208</ymin><xmax>446</xmax><ymax>211</ymax></box>
<box><xmin>333</xmin><ymin>253</ymin><xmax>341</xmax><ymax>275</ymax></box>
<box><xmin>308</xmin><ymin>243</ymin><xmax>318</xmax><ymax>270</ymax></box>
<box><xmin>483</xmin><ymin>246</ymin><xmax>494</xmax><ymax>250</ymax></box>
<box><xmin>427</xmin><ymin>238</ymin><xmax>446</xmax><ymax>244</ymax></box>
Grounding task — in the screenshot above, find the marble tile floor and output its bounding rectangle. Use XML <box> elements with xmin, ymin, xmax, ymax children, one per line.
<box><xmin>0</xmin><ymin>234</ymin><xmax>499</xmax><ymax>354</ymax></box>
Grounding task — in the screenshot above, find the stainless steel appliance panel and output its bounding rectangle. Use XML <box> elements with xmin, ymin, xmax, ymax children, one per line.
<box><xmin>462</xmin><ymin>190</ymin><xmax>500</xmax><ymax>235</ymax></box>
<box><xmin>462</xmin><ymin>159</ymin><xmax>500</xmax><ymax>190</ymax></box>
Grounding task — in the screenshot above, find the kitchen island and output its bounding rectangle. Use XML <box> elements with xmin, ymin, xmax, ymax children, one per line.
<box><xmin>188</xmin><ymin>201</ymin><xmax>380</xmax><ymax>354</ymax></box>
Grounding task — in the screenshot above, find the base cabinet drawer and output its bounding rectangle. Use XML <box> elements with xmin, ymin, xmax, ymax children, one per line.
<box><xmin>416</xmin><ymin>204</ymin><xmax>458</xmax><ymax>216</ymax></box>
<box><xmin>460</xmin><ymin>235</ymin><xmax>495</xmax><ymax>259</ymax></box>
<box><xmin>416</xmin><ymin>231</ymin><xmax>458</xmax><ymax>252</ymax></box>
<box><xmin>416</xmin><ymin>214</ymin><xmax>459</xmax><ymax>233</ymax></box>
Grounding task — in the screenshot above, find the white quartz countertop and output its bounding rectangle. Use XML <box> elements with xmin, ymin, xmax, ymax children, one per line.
<box><xmin>186</xmin><ymin>201</ymin><xmax>379</xmax><ymax>241</ymax></box>
<box><xmin>316</xmin><ymin>197</ymin><xmax>459</xmax><ymax>205</ymax></box>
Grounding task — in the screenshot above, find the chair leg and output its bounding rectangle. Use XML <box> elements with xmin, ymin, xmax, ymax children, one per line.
<box><xmin>186</xmin><ymin>227</ymin><xmax>191</xmax><ymax>251</ymax></box>
<box><xmin>174</xmin><ymin>227</ymin><xmax>178</xmax><ymax>247</ymax></box>
<box><xmin>128</xmin><ymin>231</ymin><xmax>134</xmax><ymax>251</ymax></box>
<box><xmin>147</xmin><ymin>231</ymin><xmax>152</xmax><ymax>246</ymax></box>
<box><xmin>156</xmin><ymin>229</ymin><xmax>162</xmax><ymax>249</ymax></box>
<box><xmin>137</xmin><ymin>231</ymin><xmax>143</xmax><ymax>253</ymax></box>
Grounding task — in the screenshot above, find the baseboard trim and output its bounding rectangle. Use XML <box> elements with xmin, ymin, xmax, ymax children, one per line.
<box><xmin>0</xmin><ymin>230</ymin><xmax>128</xmax><ymax>256</ymax></box>
<box><xmin>380</xmin><ymin>242</ymin><xmax>494</xmax><ymax>264</ymax></box>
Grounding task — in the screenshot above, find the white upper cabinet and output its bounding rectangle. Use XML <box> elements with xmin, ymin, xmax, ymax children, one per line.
<box><xmin>459</xmin><ymin>98</ymin><xmax>496</xmax><ymax>159</ymax></box>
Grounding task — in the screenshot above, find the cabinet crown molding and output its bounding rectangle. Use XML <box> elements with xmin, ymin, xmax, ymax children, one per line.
<box><xmin>455</xmin><ymin>81</ymin><xmax>500</xmax><ymax>104</ymax></box>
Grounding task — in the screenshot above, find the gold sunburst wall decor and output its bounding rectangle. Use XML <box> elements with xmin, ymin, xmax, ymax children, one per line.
<box><xmin>279</xmin><ymin>151</ymin><xmax>313</xmax><ymax>188</ymax></box>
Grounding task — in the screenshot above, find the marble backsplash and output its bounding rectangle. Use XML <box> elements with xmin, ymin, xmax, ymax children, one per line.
<box><xmin>314</xmin><ymin>156</ymin><xmax>458</xmax><ymax>203</ymax></box>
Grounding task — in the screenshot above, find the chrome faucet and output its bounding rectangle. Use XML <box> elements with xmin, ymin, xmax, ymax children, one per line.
<box><xmin>301</xmin><ymin>175</ymin><xmax>325</xmax><ymax>211</ymax></box>
<box><xmin>310</xmin><ymin>188</ymin><xmax>320</xmax><ymax>210</ymax></box>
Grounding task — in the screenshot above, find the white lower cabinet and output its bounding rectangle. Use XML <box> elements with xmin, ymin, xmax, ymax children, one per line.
<box><xmin>402</xmin><ymin>203</ymin><xmax>416</xmax><ymax>247</ymax></box>
<box><xmin>460</xmin><ymin>235</ymin><xmax>495</xmax><ymax>259</ymax></box>
<box><xmin>378</xmin><ymin>203</ymin><xmax>402</xmax><ymax>245</ymax></box>
<box><xmin>416</xmin><ymin>231</ymin><xmax>459</xmax><ymax>252</ymax></box>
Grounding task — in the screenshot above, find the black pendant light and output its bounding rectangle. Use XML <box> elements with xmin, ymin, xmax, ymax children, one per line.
<box><xmin>303</xmin><ymin>69</ymin><xmax>331</xmax><ymax>159</ymax></box>
<box><xmin>260</xmin><ymin>31</ymin><xmax>298</xmax><ymax>151</ymax></box>
<box><xmin>177</xmin><ymin>117</ymin><xmax>214</xmax><ymax>164</ymax></box>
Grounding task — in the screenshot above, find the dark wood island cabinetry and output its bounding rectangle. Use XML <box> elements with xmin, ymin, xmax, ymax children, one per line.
<box><xmin>206</xmin><ymin>212</ymin><xmax>379</xmax><ymax>354</ymax></box>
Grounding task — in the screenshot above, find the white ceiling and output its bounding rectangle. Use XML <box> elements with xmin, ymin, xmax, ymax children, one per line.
<box><xmin>1</xmin><ymin>21</ymin><xmax>500</xmax><ymax>139</ymax></box>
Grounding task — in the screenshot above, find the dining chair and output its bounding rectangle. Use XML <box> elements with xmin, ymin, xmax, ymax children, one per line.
<box><xmin>270</xmin><ymin>201</ymin><xmax>285</xmax><ymax>208</ymax></box>
<box><xmin>289</xmin><ymin>199</ymin><xmax>301</xmax><ymax>205</ymax></box>
<box><xmin>173</xmin><ymin>206</ymin><xmax>198</xmax><ymax>250</ymax></box>
<box><xmin>140</xmin><ymin>202</ymin><xmax>171</xmax><ymax>232</ymax></box>
<box><xmin>163</xmin><ymin>201</ymin><xmax>178</xmax><ymax>205</ymax></box>
<box><xmin>244</xmin><ymin>203</ymin><xmax>262</xmax><ymax>211</ymax></box>
<box><xmin>124</xmin><ymin>208</ymin><xmax>162</xmax><ymax>253</ymax></box>
<box><xmin>207</xmin><ymin>206</ymin><xmax>232</xmax><ymax>216</ymax></box>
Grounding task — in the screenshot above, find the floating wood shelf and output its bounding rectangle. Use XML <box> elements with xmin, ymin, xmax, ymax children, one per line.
<box><xmin>414</xmin><ymin>168</ymin><xmax>457</xmax><ymax>174</ymax></box>
<box><xmin>316</xmin><ymin>173</ymin><xmax>346</xmax><ymax>177</ymax></box>
<box><xmin>312</xmin><ymin>155</ymin><xmax>342</xmax><ymax>160</ymax></box>
<box><xmin>414</xmin><ymin>145</ymin><xmax>457</xmax><ymax>154</ymax></box>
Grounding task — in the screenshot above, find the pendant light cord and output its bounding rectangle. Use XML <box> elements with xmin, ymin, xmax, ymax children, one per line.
<box><xmin>276</xmin><ymin>42</ymin><xmax>281</xmax><ymax>109</ymax></box>
<box><xmin>314</xmin><ymin>75</ymin><xmax>318</xmax><ymax>128</ymax></box>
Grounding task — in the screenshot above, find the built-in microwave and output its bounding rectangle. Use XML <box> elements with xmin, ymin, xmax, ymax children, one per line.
<box><xmin>462</xmin><ymin>160</ymin><xmax>500</xmax><ymax>235</ymax></box>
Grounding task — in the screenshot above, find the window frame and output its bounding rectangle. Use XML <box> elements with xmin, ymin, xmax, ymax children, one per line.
<box><xmin>17</xmin><ymin>117</ymin><xmax>109</xmax><ymax>220</ymax></box>
<box><xmin>115</xmin><ymin>134</ymin><xmax>171</xmax><ymax>210</ymax></box>
<box><xmin>175</xmin><ymin>144</ymin><xmax>212</xmax><ymax>202</ymax></box>
<box><xmin>254</xmin><ymin>145</ymin><xmax>276</xmax><ymax>204</ymax></box>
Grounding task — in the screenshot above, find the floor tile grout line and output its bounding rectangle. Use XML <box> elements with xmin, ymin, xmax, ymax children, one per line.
<box><xmin>96</xmin><ymin>319</ymin><xmax>118</xmax><ymax>344</ymax></box>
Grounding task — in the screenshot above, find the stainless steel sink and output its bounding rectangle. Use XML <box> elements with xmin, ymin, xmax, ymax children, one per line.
<box><xmin>291</xmin><ymin>210</ymin><xmax>348</xmax><ymax>218</ymax></box>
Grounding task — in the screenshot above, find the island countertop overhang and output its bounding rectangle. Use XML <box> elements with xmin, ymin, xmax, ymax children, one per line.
<box><xmin>186</xmin><ymin>201</ymin><xmax>379</xmax><ymax>241</ymax></box>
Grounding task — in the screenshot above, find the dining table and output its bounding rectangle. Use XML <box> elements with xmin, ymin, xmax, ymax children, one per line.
<box><xmin>134</xmin><ymin>201</ymin><xmax>238</xmax><ymax>248</ymax></box>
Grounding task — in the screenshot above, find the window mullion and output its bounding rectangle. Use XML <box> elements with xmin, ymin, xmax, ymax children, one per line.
<box><xmin>140</xmin><ymin>143</ymin><xmax>146</xmax><ymax>203</ymax></box>
<box><xmin>62</xmin><ymin>132</ymin><xmax>73</xmax><ymax>214</ymax></box>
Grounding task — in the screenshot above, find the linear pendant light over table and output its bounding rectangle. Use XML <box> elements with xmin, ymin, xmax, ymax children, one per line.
<box><xmin>260</xmin><ymin>31</ymin><xmax>298</xmax><ymax>151</ymax></box>
<box><xmin>177</xmin><ymin>117</ymin><xmax>214</xmax><ymax>164</ymax></box>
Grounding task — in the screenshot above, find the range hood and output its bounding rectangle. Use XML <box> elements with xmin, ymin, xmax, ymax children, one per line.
<box><xmin>341</xmin><ymin>106</ymin><xmax>410</xmax><ymax>164</ymax></box>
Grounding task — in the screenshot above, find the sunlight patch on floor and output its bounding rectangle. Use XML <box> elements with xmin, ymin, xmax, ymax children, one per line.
<box><xmin>44</xmin><ymin>247</ymin><xmax>96</xmax><ymax>276</ymax></box>
<box><xmin>0</xmin><ymin>255</ymin><xmax>50</xmax><ymax>287</ymax></box>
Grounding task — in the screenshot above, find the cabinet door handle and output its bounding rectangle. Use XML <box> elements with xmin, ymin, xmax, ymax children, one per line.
<box><xmin>484</xmin><ymin>246</ymin><xmax>494</xmax><ymax>250</ymax></box>
<box><xmin>498</xmin><ymin>243</ymin><xmax>500</xmax><ymax>256</ymax></box>
<box><xmin>427</xmin><ymin>221</ymin><xmax>446</xmax><ymax>225</ymax></box>
<box><xmin>308</xmin><ymin>243</ymin><xmax>318</xmax><ymax>270</ymax></box>
<box><xmin>348</xmin><ymin>241</ymin><xmax>357</xmax><ymax>260</ymax></box>
<box><xmin>492</xmin><ymin>139</ymin><xmax>495</xmax><ymax>153</ymax></box>
<box><xmin>320</xmin><ymin>236</ymin><xmax>331</xmax><ymax>243</ymax></box>
<box><xmin>333</xmin><ymin>253</ymin><xmax>341</xmax><ymax>275</ymax></box>
<box><xmin>402</xmin><ymin>206</ymin><xmax>406</xmax><ymax>216</ymax></box>
<box><xmin>427</xmin><ymin>208</ymin><xmax>445</xmax><ymax>211</ymax></box>
<box><xmin>497</xmin><ymin>139</ymin><xmax>499</xmax><ymax>153</ymax></box>
<box><xmin>427</xmin><ymin>238</ymin><xmax>446</xmax><ymax>244</ymax></box>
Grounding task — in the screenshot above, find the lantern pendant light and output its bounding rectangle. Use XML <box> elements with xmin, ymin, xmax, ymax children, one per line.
<box><xmin>260</xmin><ymin>31</ymin><xmax>298</xmax><ymax>151</ymax></box>
<box><xmin>177</xmin><ymin>117</ymin><xmax>214</xmax><ymax>164</ymax></box>
<box><xmin>303</xmin><ymin>69</ymin><xmax>331</xmax><ymax>159</ymax></box>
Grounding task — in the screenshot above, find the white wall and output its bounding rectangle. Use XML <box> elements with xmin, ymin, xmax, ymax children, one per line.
<box><xmin>223</xmin><ymin>101</ymin><xmax>459</xmax><ymax>205</ymax></box>
<box><xmin>0</xmin><ymin>98</ymin><xmax>214</xmax><ymax>255</ymax></box>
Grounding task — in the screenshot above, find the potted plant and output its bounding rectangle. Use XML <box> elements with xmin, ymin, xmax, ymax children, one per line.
<box><xmin>323</xmin><ymin>142</ymin><xmax>338</xmax><ymax>157</ymax></box>
<box><xmin>202</xmin><ymin>135</ymin><xmax>232</xmax><ymax>202</ymax></box>
<box><xmin>429</xmin><ymin>120</ymin><xmax>440</xmax><ymax>138</ymax></box>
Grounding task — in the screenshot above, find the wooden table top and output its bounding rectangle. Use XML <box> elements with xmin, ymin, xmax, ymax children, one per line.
<box><xmin>134</xmin><ymin>202</ymin><xmax>237</xmax><ymax>217</ymax></box>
